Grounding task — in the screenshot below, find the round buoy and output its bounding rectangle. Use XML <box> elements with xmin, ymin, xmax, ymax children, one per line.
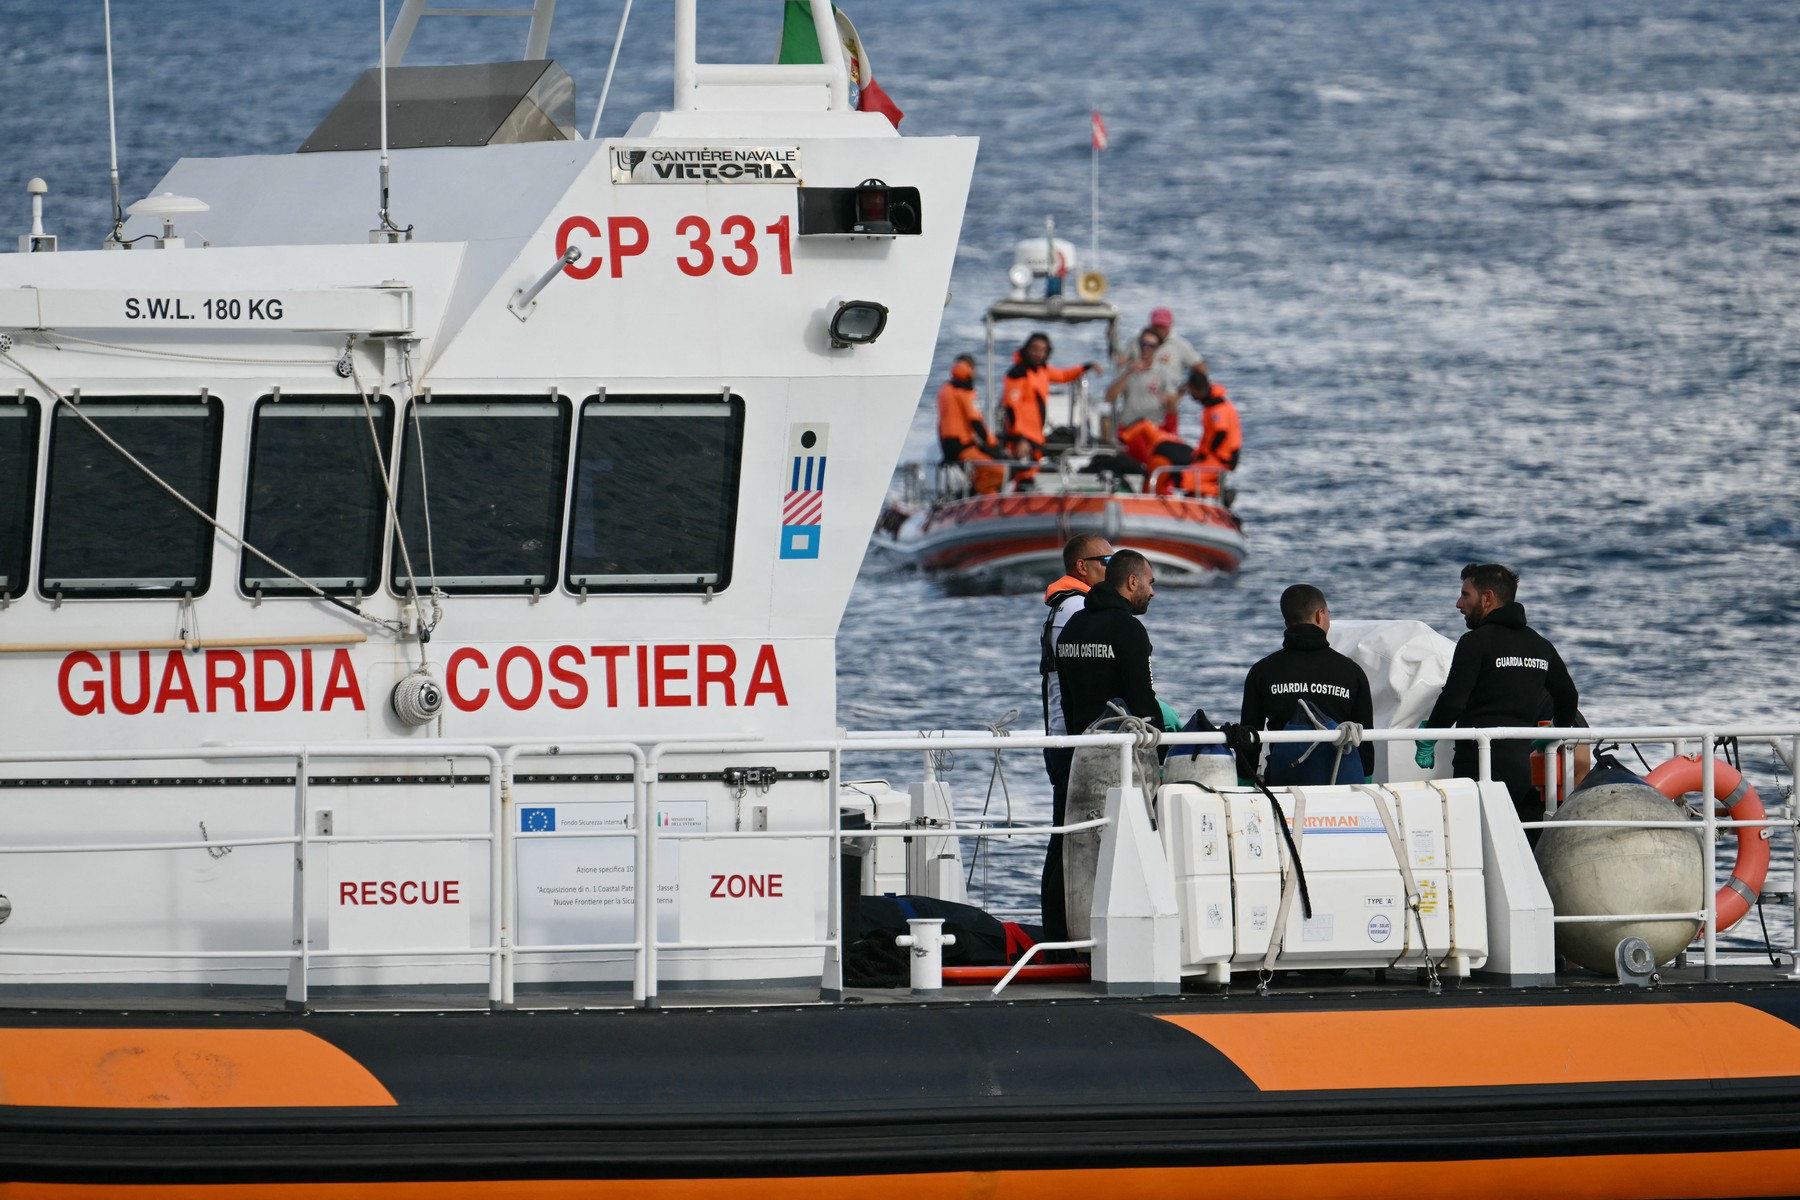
<box><xmin>1534</xmin><ymin>769</ymin><xmax>1703</xmax><ymax>971</ymax></box>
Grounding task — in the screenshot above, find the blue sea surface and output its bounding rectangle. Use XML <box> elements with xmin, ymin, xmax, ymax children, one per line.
<box><xmin>3</xmin><ymin>0</ymin><xmax>1797</xmax><ymax>923</ymax></box>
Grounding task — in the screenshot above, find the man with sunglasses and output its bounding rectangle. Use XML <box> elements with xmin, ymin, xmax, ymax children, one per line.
<box><xmin>1037</xmin><ymin>535</ymin><xmax>1115</xmax><ymax>941</ymax></box>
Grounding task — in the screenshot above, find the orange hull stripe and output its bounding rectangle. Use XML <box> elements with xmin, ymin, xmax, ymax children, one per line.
<box><xmin>9</xmin><ymin>1151</ymin><xmax>1800</xmax><ymax>1200</ymax></box>
<box><xmin>1159</xmin><ymin>1002</ymin><xmax>1800</xmax><ymax>1089</ymax></box>
<box><xmin>0</xmin><ymin>1029</ymin><xmax>395</xmax><ymax>1108</ymax></box>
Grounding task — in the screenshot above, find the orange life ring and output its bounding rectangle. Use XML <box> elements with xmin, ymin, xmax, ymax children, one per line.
<box><xmin>1644</xmin><ymin>756</ymin><xmax>1769</xmax><ymax>932</ymax></box>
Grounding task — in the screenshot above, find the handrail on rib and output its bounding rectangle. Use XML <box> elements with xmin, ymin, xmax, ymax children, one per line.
<box><xmin>0</xmin><ymin>723</ymin><xmax>1792</xmax><ymax>1006</ymax></box>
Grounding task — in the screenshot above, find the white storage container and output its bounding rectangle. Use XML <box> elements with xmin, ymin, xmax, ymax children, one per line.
<box><xmin>1157</xmin><ymin>779</ymin><xmax>1489</xmax><ymax>980</ymax></box>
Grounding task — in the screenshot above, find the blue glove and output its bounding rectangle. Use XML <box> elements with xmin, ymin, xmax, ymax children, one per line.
<box><xmin>1414</xmin><ymin>720</ymin><xmax>1436</xmax><ymax>770</ymax></box>
<box><xmin>1157</xmin><ymin>699</ymin><xmax>1183</xmax><ymax>733</ymax></box>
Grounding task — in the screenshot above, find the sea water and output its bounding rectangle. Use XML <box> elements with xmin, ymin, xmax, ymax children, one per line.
<box><xmin>4</xmin><ymin>0</ymin><xmax>1797</xmax><ymax>935</ymax></box>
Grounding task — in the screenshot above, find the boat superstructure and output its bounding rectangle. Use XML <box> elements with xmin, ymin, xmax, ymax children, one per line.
<box><xmin>0</xmin><ymin>0</ymin><xmax>973</xmax><ymax>998</ymax></box>
<box><xmin>5</xmin><ymin>6</ymin><xmax>1800</xmax><ymax>1198</ymax></box>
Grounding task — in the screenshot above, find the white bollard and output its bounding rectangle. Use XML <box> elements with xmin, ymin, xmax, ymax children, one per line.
<box><xmin>895</xmin><ymin>918</ymin><xmax>956</xmax><ymax>993</ymax></box>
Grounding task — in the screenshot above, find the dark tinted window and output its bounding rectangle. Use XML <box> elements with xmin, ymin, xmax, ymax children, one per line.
<box><xmin>392</xmin><ymin>398</ymin><xmax>569</xmax><ymax>594</ymax></box>
<box><xmin>0</xmin><ymin>400</ymin><xmax>39</xmax><ymax>599</ymax></box>
<box><xmin>40</xmin><ymin>398</ymin><xmax>223</xmax><ymax>597</ymax></box>
<box><xmin>567</xmin><ymin>396</ymin><xmax>743</xmax><ymax>592</ymax></box>
<box><xmin>242</xmin><ymin>397</ymin><xmax>393</xmax><ymax>595</ymax></box>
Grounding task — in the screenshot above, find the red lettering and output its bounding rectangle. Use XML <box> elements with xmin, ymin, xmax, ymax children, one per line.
<box><xmin>110</xmin><ymin>651</ymin><xmax>151</xmax><ymax>715</ymax></box>
<box><xmin>744</xmin><ymin>644</ymin><xmax>788</xmax><ymax>707</ymax></box>
<box><xmin>447</xmin><ymin>648</ymin><xmax>489</xmax><ymax>711</ymax></box>
<box><xmin>301</xmin><ymin>649</ymin><xmax>315</xmax><ymax>712</ymax></box>
<box><xmin>153</xmin><ymin>652</ymin><xmax>199</xmax><ymax>714</ymax></box>
<box><xmin>556</xmin><ymin>215</ymin><xmax>603</xmax><ymax>280</ymax></box>
<box><xmin>444</xmin><ymin>881</ymin><xmax>459</xmax><ymax>904</ymax></box>
<box><xmin>654</xmin><ymin>644</ymin><xmax>692</xmax><ymax>707</ymax></box>
<box><xmin>496</xmin><ymin>646</ymin><xmax>543</xmax><ymax>711</ymax></box>
<box><xmin>634</xmin><ymin>645</ymin><xmax>649</xmax><ymax>707</ymax></box>
<box><xmin>380</xmin><ymin>881</ymin><xmax>397</xmax><ymax>905</ymax></box>
<box><xmin>765</xmin><ymin>214</ymin><xmax>792</xmax><ymax>274</ymax></box>
<box><xmin>720</xmin><ymin>214</ymin><xmax>757</xmax><ymax>276</ymax></box>
<box><xmin>59</xmin><ymin>652</ymin><xmax>105</xmax><ymax>716</ymax></box>
<box><xmin>253</xmin><ymin>649</ymin><xmax>296</xmax><ymax>712</ymax></box>
<box><xmin>675</xmin><ymin>215</ymin><xmax>713</xmax><ymax>277</ymax></box>
<box><xmin>696</xmin><ymin>644</ymin><xmax>736</xmax><ymax>706</ymax></box>
<box><xmin>708</xmin><ymin>873</ymin><xmax>784</xmax><ymax>900</ymax></box>
<box><xmin>320</xmin><ymin>649</ymin><xmax>364</xmax><ymax>712</ymax></box>
<box><xmin>590</xmin><ymin>646</ymin><xmax>627</xmax><ymax>707</ymax></box>
<box><xmin>422</xmin><ymin>881</ymin><xmax>440</xmax><ymax>904</ymax></box>
<box><xmin>548</xmin><ymin>644</ymin><xmax>588</xmax><ymax>709</ymax></box>
<box><xmin>360</xmin><ymin>882</ymin><xmax>377</xmax><ymax>905</ymax></box>
<box><xmin>206</xmin><ymin>650</ymin><xmax>248</xmax><ymax>713</ymax></box>
<box><xmin>399</xmin><ymin>880</ymin><xmax>419</xmax><ymax>904</ymax></box>
<box><xmin>607</xmin><ymin>216</ymin><xmax>649</xmax><ymax>278</ymax></box>
<box><xmin>340</xmin><ymin>882</ymin><xmax>358</xmax><ymax>905</ymax></box>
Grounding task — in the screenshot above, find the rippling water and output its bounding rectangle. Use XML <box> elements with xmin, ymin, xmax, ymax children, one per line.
<box><xmin>6</xmin><ymin>0</ymin><xmax>1797</xmax><ymax>926</ymax></box>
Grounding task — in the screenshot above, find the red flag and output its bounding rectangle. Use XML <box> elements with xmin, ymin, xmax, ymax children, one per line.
<box><xmin>1090</xmin><ymin>111</ymin><xmax>1109</xmax><ymax>151</ymax></box>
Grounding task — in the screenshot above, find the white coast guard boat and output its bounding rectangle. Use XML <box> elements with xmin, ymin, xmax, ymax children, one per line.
<box><xmin>873</xmin><ymin>236</ymin><xmax>1247</xmax><ymax>592</ymax></box>
<box><xmin>2</xmin><ymin>5</ymin><xmax>1800</xmax><ymax>1198</ymax></box>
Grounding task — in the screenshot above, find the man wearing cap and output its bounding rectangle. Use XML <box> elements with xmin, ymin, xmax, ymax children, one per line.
<box><xmin>1147</xmin><ymin>307</ymin><xmax>1202</xmax><ymax>432</ymax></box>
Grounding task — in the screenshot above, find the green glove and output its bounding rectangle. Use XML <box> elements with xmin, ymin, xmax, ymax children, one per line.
<box><xmin>1414</xmin><ymin>720</ymin><xmax>1436</xmax><ymax>770</ymax></box>
<box><xmin>1157</xmin><ymin>699</ymin><xmax>1183</xmax><ymax>733</ymax></box>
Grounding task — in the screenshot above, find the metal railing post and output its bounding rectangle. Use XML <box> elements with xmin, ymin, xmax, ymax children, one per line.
<box><xmin>492</xmin><ymin>758</ymin><xmax>510</xmax><ymax>1010</ymax></box>
<box><xmin>822</xmin><ymin>741</ymin><xmax>845</xmax><ymax>1000</ymax></box>
<box><xmin>641</xmin><ymin>748</ymin><xmax>660</xmax><ymax>1009</ymax></box>
<box><xmin>1476</xmin><ymin>734</ymin><xmax>1492</xmax><ymax>783</ymax></box>
<box><xmin>285</xmin><ymin>749</ymin><xmax>310</xmax><ymax>1009</ymax></box>
<box><xmin>1702</xmin><ymin>735</ymin><xmax>1718</xmax><ymax>981</ymax></box>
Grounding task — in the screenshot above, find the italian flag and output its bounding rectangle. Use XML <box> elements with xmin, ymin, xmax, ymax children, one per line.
<box><xmin>777</xmin><ymin>1</ymin><xmax>904</xmax><ymax>129</ymax></box>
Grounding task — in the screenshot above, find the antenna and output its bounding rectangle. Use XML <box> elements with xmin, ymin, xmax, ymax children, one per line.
<box><xmin>375</xmin><ymin>0</ymin><xmax>413</xmax><ymax>242</ymax></box>
<box><xmin>102</xmin><ymin>0</ymin><xmax>124</xmax><ymax>244</ymax></box>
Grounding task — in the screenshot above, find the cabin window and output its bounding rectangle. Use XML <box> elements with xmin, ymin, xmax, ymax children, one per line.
<box><xmin>0</xmin><ymin>400</ymin><xmax>39</xmax><ymax>600</ymax></box>
<box><xmin>566</xmin><ymin>395</ymin><xmax>744</xmax><ymax>593</ymax></box>
<box><xmin>391</xmin><ymin>397</ymin><xmax>569</xmax><ymax>594</ymax></box>
<box><xmin>39</xmin><ymin>397</ymin><xmax>223</xmax><ymax>597</ymax></box>
<box><xmin>241</xmin><ymin>397</ymin><xmax>394</xmax><ymax>595</ymax></box>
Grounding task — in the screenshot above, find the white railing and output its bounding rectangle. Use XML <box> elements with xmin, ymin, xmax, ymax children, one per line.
<box><xmin>0</xmin><ymin>724</ymin><xmax>1793</xmax><ymax>1006</ymax></box>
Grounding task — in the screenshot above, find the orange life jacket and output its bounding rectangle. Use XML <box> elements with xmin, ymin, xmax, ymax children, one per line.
<box><xmin>1000</xmin><ymin>360</ymin><xmax>1087</xmax><ymax>455</ymax></box>
<box><xmin>1118</xmin><ymin>419</ymin><xmax>1197</xmax><ymax>495</ymax></box>
<box><xmin>1200</xmin><ymin>393</ymin><xmax>1241</xmax><ymax>471</ymax></box>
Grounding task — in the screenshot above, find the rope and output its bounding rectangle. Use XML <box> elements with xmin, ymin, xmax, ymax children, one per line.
<box><xmin>1287</xmin><ymin>698</ymin><xmax>1362</xmax><ymax>783</ymax></box>
<box><xmin>350</xmin><ymin>349</ymin><xmax>440</xmax><ymax>657</ymax></box>
<box><xmin>32</xmin><ymin>330</ymin><xmax>341</xmax><ymax>368</ymax></box>
<box><xmin>1356</xmin><ymin>783</ymin><xmax>1440</xmax><ymax>991</ymax></box>
<box><xmin>0</xmin><ymin>347</ymin><xmax>404</xmax><ymax>637</ymax></box>
<box><xmin>965</xmin><ymin>708</ymin><xmax>1019</xmax><ymax>891</ymax></box>
<box><xmin>1259</xmin><ymin>783</ymin><xmax>1310</xmax><ymax>991</ymax></box>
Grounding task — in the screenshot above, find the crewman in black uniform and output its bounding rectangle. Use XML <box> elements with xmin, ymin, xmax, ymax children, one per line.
<box><xmin>1418</xmin><ymin>562</ymin><xmax>1581</xmax><ymax>826</ymax></box>
<box><xmin>1239</xmin><ymin>584</ymin><xmax>1375</xmax><ymax>784</ymax></box>
<box><xmin>1055</xmin><ymin>549</ymin><xmax>1162</xmax><ymax>739</ymax></box>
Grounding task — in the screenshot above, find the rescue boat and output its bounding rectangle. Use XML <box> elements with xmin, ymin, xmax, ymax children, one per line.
<box><xmin>2</xmin><ymin>6</ymin><xmax>1800</xmax><ymax>1199</ymax></box>
<box><xmin>872</xmin><ymin>244</ymin><xmax>1247</xmax><ymax>592</ymax></box>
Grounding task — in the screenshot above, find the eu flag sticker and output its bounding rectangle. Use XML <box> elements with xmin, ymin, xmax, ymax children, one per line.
<box><xmin>520</xmin><ymin>807</ymin><xmax>556</xmax><ymax>833</ymax></box>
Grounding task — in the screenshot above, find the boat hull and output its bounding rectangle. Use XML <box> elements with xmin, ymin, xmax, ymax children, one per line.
<box><xmin>877</xmin><ymin>492</ymin><xmax>1246</xmax><ymax>592</ymax></box>
<box><xmin>7</xmin><ymin>990</ymin><xmax>1800</xmax><ymax>1196</ymax></box>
